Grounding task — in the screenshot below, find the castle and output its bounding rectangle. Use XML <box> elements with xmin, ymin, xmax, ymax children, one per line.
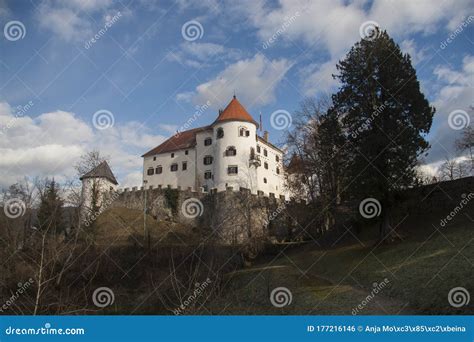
<box><xmin>141</xmin><ymin>96</ymin><xmax>289</xmax><ymax>198</ymax></box>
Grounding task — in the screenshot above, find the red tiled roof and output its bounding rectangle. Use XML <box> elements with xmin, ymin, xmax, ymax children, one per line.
<box><xmin>143</xmin><ymin>96</ymin><xmax>258</xmax><ymax>157</ymax></box>
<box><xmin>214</xmin><ymin>96</ymin><xmax>258</xmax><ymax>126</ymax></box>
<box><xmin>141</xmin><ymin>126</ymin><xmax>211</xmax><ymax>157</ymax></box>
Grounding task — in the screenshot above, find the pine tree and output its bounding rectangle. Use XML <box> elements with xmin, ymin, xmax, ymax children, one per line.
<box><xmin>38</xmin><ymin>179</ymin><xmax>64</xmax><ymax>235</ymax></box>
<box><xmin>332</xmin><ymin>29</ymin><xmax>435</xmax><ymax>241</ymax></box>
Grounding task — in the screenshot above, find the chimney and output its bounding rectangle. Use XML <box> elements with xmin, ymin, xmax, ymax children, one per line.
<box><xmin>263</xmin><ymin>131</ymin><xmax>269</xmax><ymax>141</ymax></box>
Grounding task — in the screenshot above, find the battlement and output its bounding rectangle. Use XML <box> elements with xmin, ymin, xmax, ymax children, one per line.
<box><xmin>115</xmin><ymin>184</ymin><xmax>289</xmax><ymax>202</ymax></box>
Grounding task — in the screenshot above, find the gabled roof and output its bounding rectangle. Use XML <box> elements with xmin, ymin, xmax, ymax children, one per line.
<box><xmin>214</xmin><ymin>96</ymin><xmax>258</xmax><ymax>126</ymax></box>
<box><xmin>79</xmin><ymin>161</ymin><xmax>118</xmax><ymax>185</ymax></box>
<box><xmin>142</xmin><ymin>126</ymin><xmax>211</xmax><ymax>157</ymax></box>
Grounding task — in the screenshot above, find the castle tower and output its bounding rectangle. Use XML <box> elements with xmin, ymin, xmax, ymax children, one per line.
<box><xmin>211</xmin><ymin>96</ymin><xmax>259</xmax><ymax>192</ymax></box>
<box><xmin>80</xmin><ymin>161</ymin><xmax>118</xmax><ymax>216</ymax></box>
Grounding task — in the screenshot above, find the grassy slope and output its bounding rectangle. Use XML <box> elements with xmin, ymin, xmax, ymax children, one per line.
<box><xmin>208</xmin><ymin>215</ymin><xmax>473</xmax><ymax>315</ymax></box>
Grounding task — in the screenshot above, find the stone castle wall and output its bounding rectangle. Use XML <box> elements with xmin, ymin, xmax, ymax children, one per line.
<box><xmin>104</xmin><ymin>185</ymin><xmax>300</xmax><ymax>244</ymax></box>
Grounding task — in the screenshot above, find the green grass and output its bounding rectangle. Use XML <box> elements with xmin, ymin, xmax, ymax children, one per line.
<box><xmin>207</xmin><ymin>215</ymin><xmax>473</xmax><ymax>315</ymax></box>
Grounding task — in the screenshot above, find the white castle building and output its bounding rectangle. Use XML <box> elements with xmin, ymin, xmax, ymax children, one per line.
<box><xmin>142</xmin><ymin>96</ymin><xmax>288</xmax><ymax>198</ymax></box>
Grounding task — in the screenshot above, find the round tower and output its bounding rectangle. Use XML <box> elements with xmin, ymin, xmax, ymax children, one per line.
<box><xmin>212</xmin><ymin>96</ymin><xmax>259</xmax><ymax>192</ymax></box>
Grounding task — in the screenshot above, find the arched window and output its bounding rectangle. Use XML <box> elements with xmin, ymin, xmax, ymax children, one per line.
<box><xmin>225</xmin><ymin>146</ymin><xmax>236</xmax><ymax>156</ymax></box>
<box><xmin>239</xmin><ymin>126</ymin><xmax>250</xmax><ymax>137</ymax></box>
<box><xmin>216</xmin><ymin>128</ymin><xmax>224</xmax><ymax>139</ymax></box>
<box><xmin>203</xmin><ymin>155</ymin><xmax>213</xmax><ymax>165</ymax></box>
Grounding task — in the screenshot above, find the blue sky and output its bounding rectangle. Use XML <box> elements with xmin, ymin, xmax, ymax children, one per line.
<box><xmin>0</xmin><ymin>0</ymin><xmax>472</xmax><ymax>188</ymax></box>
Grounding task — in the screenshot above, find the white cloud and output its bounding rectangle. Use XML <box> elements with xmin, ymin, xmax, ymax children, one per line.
<box><xmin>300</xmin><ymin>60</ymin><xmax>339</xmax><ymax>96</ymax></box>
<box><xmin>400</xmin><ymin>39</ymin><xmax>428</xmax><ymax>66</ymax></box>
<box><xmin>234</xmin><ymin>0</ymin><xmax>471</xmax><ymax>96</ymax></box>
<box><xmin>428</xmin><ymin>55</ymin><xmax>474</xmax><ymax>163</ymax></box>
<box><xmin>0</xmin><ymin>103</ymin><xmax>165</xmax><ymax>189</ymax></box>
<box><xmin>36</xmin><ymin>0</ymin><xmax>122</xmax><ymax>42</ymax></box>
<box><xmin>177</xmin><ymin>53</ymin><xmax>292</xmax><ymax>108</ymax></box>
<box><xmin>166</xmin><ymin>42</ymin><xmax>243</xmax><ymax>68</ymax></box>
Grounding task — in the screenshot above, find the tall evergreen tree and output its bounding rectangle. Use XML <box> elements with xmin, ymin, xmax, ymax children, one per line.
<box><xmin>332</xmin><ymin>29</ymin><xmax>435</xmax><ymax>241</ymax></box>
<box><xmin>38</xmin><ymin>179</ymin><xmax>63</xmax><ymax>234</ymax></box>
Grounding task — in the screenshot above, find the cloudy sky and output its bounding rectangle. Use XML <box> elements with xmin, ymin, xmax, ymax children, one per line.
<box><xmin>0</xmin><ymin>0</ymin><xmax>472</xmax><ymax>188</ymax></box>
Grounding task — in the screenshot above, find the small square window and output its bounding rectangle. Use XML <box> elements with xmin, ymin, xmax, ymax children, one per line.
<box><xmin>204</xmin><ymin>171</ymin><xmax>212</xmax><ymax>179</ymax></box>
<box><xmin>171</xmin><ymin>153</ymin><xmax>175</xmax><ymax>158</ymax></box>
<box><xmin>185</xmin><ymin>150</ymin><xmax>189</xmax><ymax>155</ymax></box>
<box><xmin>153</xmin><ymin>156</ymin><xmax>156</xmax><ymax>161</ymax></box>
<box><xmin>156</xmin><ymin>166</ymin><xmax>163</xmax><ymax>174</ymax></box>
<box><xmin>227</xmin><ymin>166</ymin><xmax>238</xmax><ymax>175</ymax></box>
<box><xmin>203</xmin><ymin>156</ymin><xmax>213</xmax><ymax>165</ymax></box>
<box><xmin>276</xmin><ymin>167</ymin><xmax>280</xmax><ymax>174</ymax></box>
<box><xmin>263</xmin><ymin>178</ymin><xmax>267</xmax><ymax>184</ymax></box>
<box><xmin>204</xmin><ymin>138</ymin><xmax>212</xmax><ymax>146</ymax></box>
<box><xmin>147</xmin><ymin>168</ymin><xmax>154</xmax><ymax>175</ymax></box>
<box><xmin>264</xmin><ymin>162</ymin><xmax>268</xmax><ymax>169</ymax></box>
<box><xmin>170</xmin><ymin>164</ymin><xmax>178</xmax><ymax>172</ymax></box>
<box><xmin>276</xmin><ymin>155</ymin><xmax>280</xmax><ymax>162</ymax></box>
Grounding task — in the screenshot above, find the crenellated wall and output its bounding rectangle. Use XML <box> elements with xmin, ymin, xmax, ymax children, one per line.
<box><xmin>103</xmin><ymin>185</ymin><xmax>299</xmax><ymax>245</ymax></box>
